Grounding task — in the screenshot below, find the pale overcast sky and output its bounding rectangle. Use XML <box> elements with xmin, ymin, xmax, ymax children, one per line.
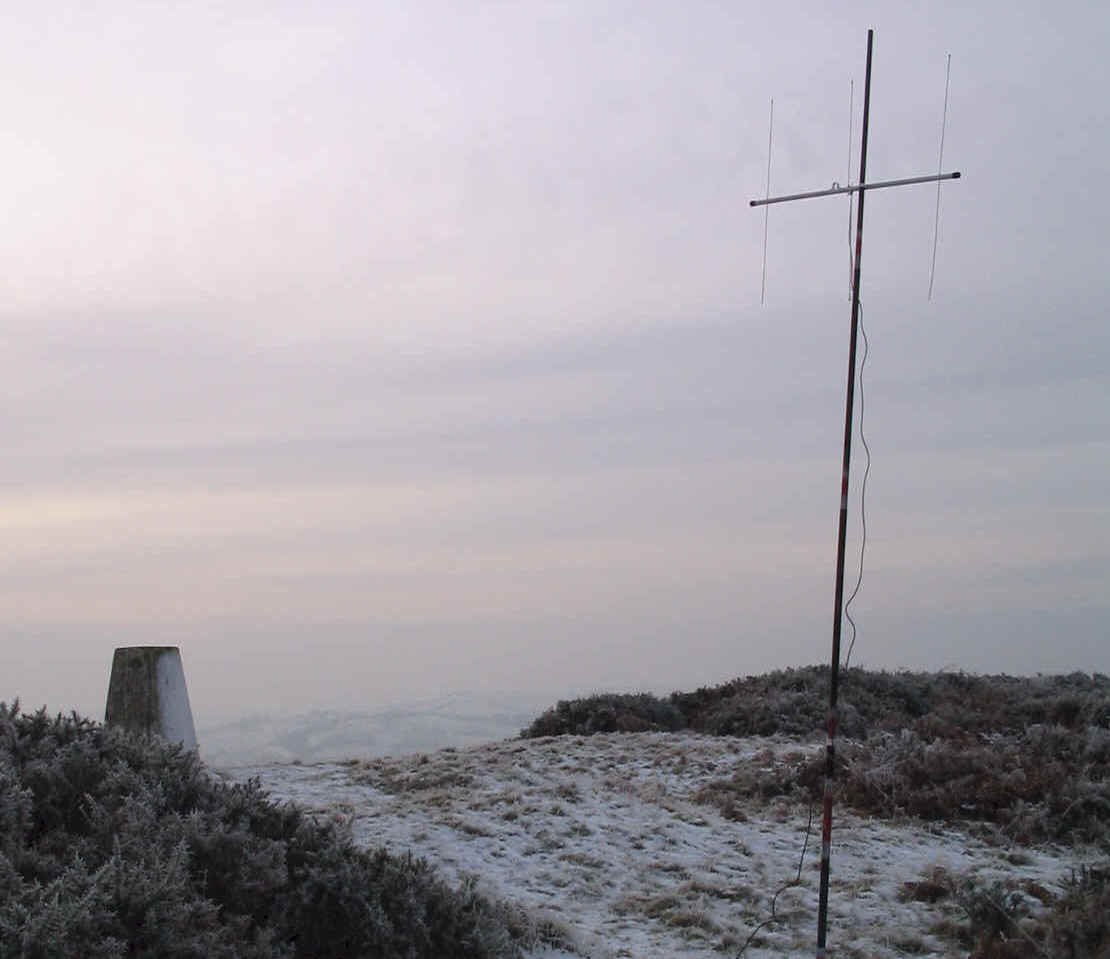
<box><xmin>2</xmin><ymin>1</ymin><xmax>1107</xmax><ymax>722</ymax></box>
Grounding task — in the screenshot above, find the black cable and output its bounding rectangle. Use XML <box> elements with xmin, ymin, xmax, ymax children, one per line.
<box><xmin>736</xmin><ymin>802</ymin><xmax>815</xmax><ymax>956</ymax></box>
<box><xmin>842</xmin><ymin>300</ymin><xmax>870</xmax><ymax>671</ymax></box>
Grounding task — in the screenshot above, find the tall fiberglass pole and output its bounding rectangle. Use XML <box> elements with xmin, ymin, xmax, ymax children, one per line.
<box><xmin>816</xmin><ymin>27</ymin><xmax>872</xmax><ymax>958</ymax></box>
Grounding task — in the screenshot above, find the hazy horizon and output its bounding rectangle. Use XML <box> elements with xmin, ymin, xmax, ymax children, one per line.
<box><xmin>2</xmin><ymin>1</ymin><xmax>1107</xmax><ymax>724</ymax></box>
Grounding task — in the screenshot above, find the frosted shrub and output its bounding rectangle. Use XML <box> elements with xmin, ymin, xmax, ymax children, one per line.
<box><xmin>0</xmin><ymin>701</ymin><xmax>523</xmax><ymax>959</ymax></box>
<box><xmin>521</xmin><ymin>691</ymin><xmax>685</xmax><ymax>738</ymax></box>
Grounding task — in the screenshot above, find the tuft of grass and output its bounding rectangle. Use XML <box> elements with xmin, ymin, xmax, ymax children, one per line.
<box><xmin>910</xmin><ymin>863</ymin><xmax>1110</xmax><ymax>959</ymax></box>
<box><xmin>899</xmin><ymin>868</ymin><xmax>952</xmax><ymax>904</ymax></box>
<box><xmin>1040</xmin><ymin>864</ymin><xmax>1110</xmax><ymax>958</ymax></box>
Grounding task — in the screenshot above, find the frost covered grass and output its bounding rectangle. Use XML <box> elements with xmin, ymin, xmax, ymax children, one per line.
<box><xmin>234</xmin><ymin>731</ymin><xmax>1107</xmax><ymax>957</ymax></box>
<box><xmin>524</xmin><ymin>668</ymin><xmax>1110</xmax><ymax>849</ymax></box>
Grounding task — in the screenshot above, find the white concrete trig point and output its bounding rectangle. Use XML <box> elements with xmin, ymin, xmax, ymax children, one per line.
<box><xmin>104</xmin><ymin>646</ymin><xmax>198</xmax><ymax>750</ymax></box>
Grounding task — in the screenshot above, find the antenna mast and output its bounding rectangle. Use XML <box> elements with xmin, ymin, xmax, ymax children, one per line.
<box><xmin>749</xmin><ymin>29</ymin><xmax>961</xmax><ymax>957</ymax></box>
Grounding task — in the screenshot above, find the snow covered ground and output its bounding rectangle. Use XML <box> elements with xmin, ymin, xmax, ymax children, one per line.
<box><xmin>222</xmin><ymin>731</ymin><xmax>1095</xmax><ymax>958</ymax></box>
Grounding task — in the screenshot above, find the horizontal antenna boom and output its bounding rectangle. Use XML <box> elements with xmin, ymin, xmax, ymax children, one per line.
<box><xmin>750</xmin><ymin>170</ymin><xmax>960</xmax><ymax>207</ymax></box>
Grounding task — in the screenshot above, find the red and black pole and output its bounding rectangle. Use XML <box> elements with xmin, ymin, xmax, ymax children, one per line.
<box><xmin>816</xmin><ymin>27</ymin><xmax>873</xmax><ymax>958</ymax></box>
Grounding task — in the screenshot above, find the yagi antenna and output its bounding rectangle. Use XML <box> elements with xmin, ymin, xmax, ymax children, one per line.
<box><xmin>748</xmin><ymin>29</ymin><xmax>961</xmax><ymax>959</ymax></box>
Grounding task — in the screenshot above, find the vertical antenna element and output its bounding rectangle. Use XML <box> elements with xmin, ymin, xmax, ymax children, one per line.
<box><xmin>928</xmin><ymin>53</ymin><xmax>952</xmax><ymax>300</ymax></box>
<box><xmin>847</xmin><ymin>79</ymin><xmax>855</xmax><ymax>300</ymax></box>
<box><xmin>760</xmin><ymin>97</ymin><xmax>774</xmax><ymax>305</ymax></box>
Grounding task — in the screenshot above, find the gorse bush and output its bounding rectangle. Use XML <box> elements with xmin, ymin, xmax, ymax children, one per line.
<box><xmin>0</xmin><ymin>702</ymin><xmax>525</xmax><ymax>959</ymax></box>
<box><xmin>522</xmin><ymin>692</ymin><xmax>684</xmax><ymax>738</ymax></box>
<box><xmin>670</xmin><ymin>666</ymin><xmax>1110</xmax><ymax>740</ymax></box>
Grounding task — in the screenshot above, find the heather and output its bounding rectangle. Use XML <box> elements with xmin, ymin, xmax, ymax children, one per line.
<box><xmin>524</xmin><ymin>666</ymin><xmax>1110</xmax><ymax>741</ymax></box>
<box><xmin>0</xmin><ymin>702</ymin><xmax>525</xmax><ymax>959</ymax></box>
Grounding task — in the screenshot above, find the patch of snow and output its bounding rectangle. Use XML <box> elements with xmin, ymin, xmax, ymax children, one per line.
<box><xmin>224</xmin><ymin>731</ymin><xmax>1096</xmax><ymax>958</ymax></box>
